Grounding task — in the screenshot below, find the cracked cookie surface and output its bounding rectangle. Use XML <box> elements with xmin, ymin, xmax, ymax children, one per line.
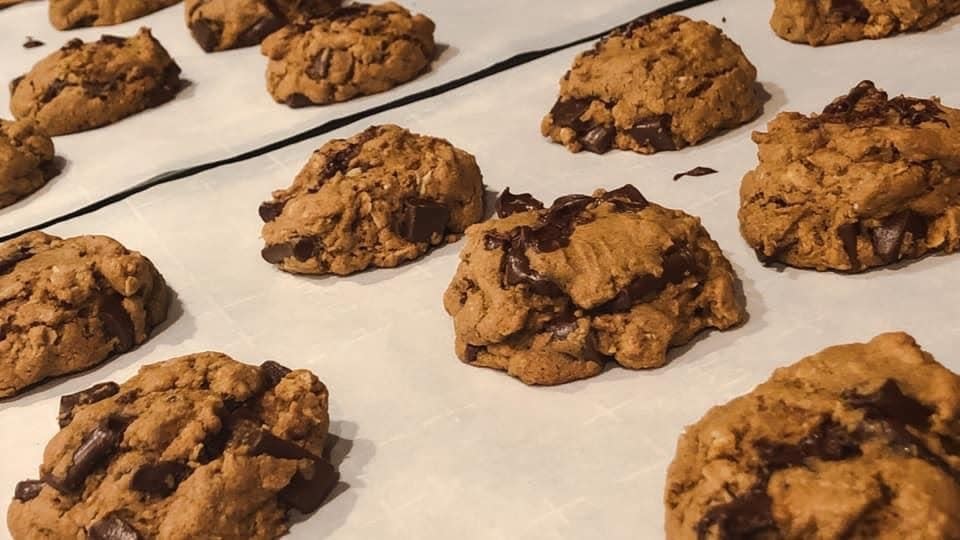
<box><xmin>50</xmin><ymin>0</ymin><xmax>181</xmax><ymax>30</ymax></box>
<box><xmin>0</xmin><ymin>231</ymin><xmax>169</xmax><ymax>398</ymax></box>
<box><xmin>6</xmin><ymin>353</ymin><xmax>339</xmax><ymax>539</ymax></box>
<box><xmin>666</xmin><ymin>332</ymin><xmax>960</xmax><ymax>540</ymax></box>
<box><xmin>0</xmin><ymin>118</ymin><xmax>57</xmax><ymax>209</ymax></box>
<box><xmin>443</xmin><ymin>186</ymin><xmax>745</xmax><ymax>386</ymax></box>
<box><xmin>10</xmin><ymin>29</ymin><xmax>183</xmax><ymax>136</ymax></box>
<box><xmin>739</xmin><ymin>81</ymin><xmax>960</xmax><ymax>272</ymax></box>
<box><xmin>260</xmin><ymin>124</ymin><xmax>483</xmax><ymax>275</ymax></box>
<box><xmin>261</xmin><ymin>2</ymin><xmax>435</xmax><ymax>107</ymax></box>
<box><xmin>541</xmin><ymin>14</ymin><xmax>763</xmax><ymax>155</ymax></box>
<box><xmin>771</xmin><ymin>0</ymin><xmax>960</xmax><ymax>46</ymax></box>
<box><xmin>186</xmin><ymin>0</ymin><xmax>340</xmax><ymax>52</ymax></box>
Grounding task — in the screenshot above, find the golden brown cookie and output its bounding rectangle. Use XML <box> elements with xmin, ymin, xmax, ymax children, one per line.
<box><xmin>541</xmin><ymin>14</ymin><xmax>763</xmax><ymax>155</ymax></box>
<box><xmin>666</xmin><ymin>332</ymin><xmax>960</xmax><ymax>539</ymax></box>
<box><xmin>739</xmin><ymin>81</ymin><xmax>960</xmax><ymax>272</ymax></box>
<box><xmin>49</xmin><ymin>0</ymin><xmax>181</xmax><ymax>30</ymax></box>
<box><xmin>186</xmin><ymin>0</ymin><xmax>340</xmax><ymax>52</ymax></box>
<box><xmin>6</xmin><ymin>353</ymin><xmax>339</xmax><ymax>539</ymax></box>
<box><xmin>443</xmin><ymin>186</ymin><xmax>746</xmax><ymax>386</ymax></box>
<box><xmin>0</xmin><ymin>118</ymin><xmax>58</xmax><ymax>209</ymax></box>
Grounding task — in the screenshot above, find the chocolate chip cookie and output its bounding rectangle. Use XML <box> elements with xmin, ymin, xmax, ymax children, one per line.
<box><xmin>261</xmin><ymin>2</ymin><xmax>436</xmax><ymax>107</ymax></box>
<box><xmin>740</xmin><ymin>81</ymin><xmax>960</xmax><ymax>272</ymax></box>
<box><xmin>771</xmin><ymin>0</ymin><xmax>960</xmax><ymax>46</ymax></box>
<box><xmin>49</xmin><ymin>0</ymin><xmax>180</xmax><ymax>30</ymax></box>
<box><xmin>0</xmin><ymin>118</ymin><xmax>57</xmax><ymax>209</ymax></box>
<box><xmin>666</xmin><ymin>332</ymin><xmax>960</xmax><ymax>539</ymax></box>
<box><xmin>443</xmin><ymin>186</ymin><xmax>746</xmax><ymax>386</ymax></box>
<box><xmin>9</xmin><ymin>29</ymin><xmax>184</xmax><ymax>136</ymax></box>
<box><xmin>186</xmin><ymin>0</ymin><xmax>340</xmax><ymax>52</ymax></box>
<box><xmin>260</xmin><ymin>124</ymin><xmax>484</xmax><ymax>275</ymax></box>
<box><xmin>7</xmin><ymin>353</ymin><xmax>339</xmax><ymax>539</ymax></box>
<box><xmin>0</xmin><ymin>232</ymin><xmax>169</xmax><ymax>398</ymax></box>
<box><xmin>541</xmin><ymin>14</ymin><xmax>763</xmax><ymax>155</ymax></box>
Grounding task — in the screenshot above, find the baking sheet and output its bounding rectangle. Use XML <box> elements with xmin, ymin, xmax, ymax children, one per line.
<box><xmin>2</xmin><ymin>1</ymin><xmax>960</xmax><ymax>538</ymax></box>
<box><xmin>0</xmin><ymin>0</ymin><xmax>674</xmax><ymax>236</ymax></box>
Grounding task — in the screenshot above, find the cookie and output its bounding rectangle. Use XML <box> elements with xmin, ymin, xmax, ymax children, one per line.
<box><xmin>0</xmin><ymin>0</ymin><xmax>27</xmax><ymax>8</ymax></box>
<box><xmin>771</xmin><ymin>0</ymin><xmax>960</xmax><ymax>46</ymax></box>
<box><xmin>0</xmin><ymin>118</ymin><xmax>57</xmax><ymax>209</ymax></box>
<box><xmin>665</xmin><ymin>332</ymin><xmax>960</xmax><ymax>539</ymax></box>
<box><xmin>186</xmin><ymin>0</ymin><xmax>340</xmax><ymax>52</ymax></box>
<box><xmin>0</xmin><ymin>232</ymin><xmax>169</xmax><ymax>398</ymax></box>
<box><xmin>6</xmin><ymin>353</ymin><xmax>339</xmax><ymax>539</ymax></box>
<box><xmin>739</xmin><ymin>81</ymin><xmax>960</xmax><ymax>272</ymax></box>
<box><xmin>9</xmin><ymin>29</ymin><xmax>184</xmax><ymax>136</ymax></box>
<box><xmin>259</xmin><ymin>124</ymin><xmax>484</xmax><ymax>275</ymax></box>
<box><xmin>49</xmin><ymin>0</ymin><xmax>180</xmax><ymax>30</ymax></box>
<box><xmin>261</xmin><ymin>2</ymin><xmax>435</xmax><ymax>107</ymax></box>
<box><xmin>442</xmin><ymin>186</ymin><xmax>746</xmax><ymax>386</ymax></box>
<box><xmin>541</xmin><ymin>14</ymin><xmax>763</xmax><ymax>155</ymax></box>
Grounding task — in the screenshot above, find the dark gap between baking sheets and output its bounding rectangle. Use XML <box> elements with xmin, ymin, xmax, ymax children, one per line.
<box><xmin>1</xmin><ymin>0</ymin><xmax>717</xmax><ymax>242</ymax></box>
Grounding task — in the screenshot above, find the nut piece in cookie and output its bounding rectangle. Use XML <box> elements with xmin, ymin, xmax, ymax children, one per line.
<box><xmin>260</xmin><ymin>124</ymin><xmax>484</xmax><ymax>275</ymax></box>
<box><xmin>666</xmin><ymin>332</ymin><xmax>960</xmax><ymax>539</ymax></box>
<box><xmin>186</xmin><ymin>0</ymin><xmax>342</xmax><ymax>52</ymax></box>
<box><xmin>443</xmin><ymin>186</ymin><xmax>746</xmax><ymax>386</ymax></box>
<box><xmin>261</xmin><ymin>2</ymin><xmax>436</xmax><ymax>107</ymax></box>
<box><xmin>0</xmin><ymin>231</ymin><xmax>170</xmax><ymax>397</ymax></box>
<box><xmin>50</xmin><ymin>0</ymin><xmax>180</xmax><ymax>30</ymax></box>
<box><xmin>0</xmin><ymin>118</ymin><xmax>58</xmax><ymax>209</ymax></box>
<box><xmin>9</xmin><ymin>28</ymin><xmax>184</xmax><ymax>136</ymax></box>
<box><xmin>6</xmin><ymin>353</ymin><xmax>340</xmax><ymax>538</ymax></box>
<box><xmin>770</xmin><ymin>0</ymin><xmax>960</xmax><ymax>46</ymax></box>
<box><xmin>739</xmin><ymin>80</ymin><xmax>960</xmax><ymax>272</ymax></box>
<box><xmin>541</xmin><ymin>14</ymin><xmax>763</xmax><ymax>155</ymax></box>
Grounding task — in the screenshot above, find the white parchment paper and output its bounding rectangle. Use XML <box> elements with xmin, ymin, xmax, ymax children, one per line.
<box><xmin>0</xmin><ymin>0</ymin><xmax>667</xmax><ymax>235</ymax></box>
<box><xmin>2</xmin><ymin>1</ymin><xmax>959</xmax><ymax>538</ymax></box>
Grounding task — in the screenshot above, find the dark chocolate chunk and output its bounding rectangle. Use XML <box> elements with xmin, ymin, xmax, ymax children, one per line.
<box><xmin>258</xmin><ymin>201</ymin><xmax>285</xmax><ymax>222</ymax></box>
<box><xmin>306</xmin><ymin>49</ymin><xmax>332</xmax><ymax>80</ymax></box>
<box><xmin>61</xmin><ymin>38</ymin><xmax>84</xmax><ymax>51</ymax></box>
<box><xmin>261</xmin><ymin>243</ymin><xmax>294</xmax><ymax>264</ymax></box>
<box><xmin>496</xmin><ymin>188</ymin><xmax>544</xmax><ymax>218</ymax></box>
<box><xmin>548</xmin><ymin>98</ymin><xmax>592</xmax><ymax>132</ymax></box>
<box><xmin>23</xmin><ymin>36</ymin><xmax>44</xmax><ymax>49</ymax></box>
<box><xmin>58</xmin><ymin>382</ymin><xmax>120</xmax><ymax>428</ymax></box>
<box><xmin>502</xmin><ymin>236</ymin><xmax>563</xmax><ymax>297</ymax></box>
<box><xmin>823</xmin><ymin>80</ymin><xmax>877</xmax><ymax>116</ymax></box>
<box><xmin>260</xmin><ymin>360</ymin><xmax>292</xmax><ymax>389</ymax></box>
<box><xmin>673</xmin><ymin>167</ymin><xmax>718</xmax><ymax>181</ymax></box>
<box><xmin>292</xmin><ymin>238</ymin><xmax>316</xmax><ymax>262</ymax></box>
<box><xmin>545</xmin><ymin>314</ymin><xmax>579</xmax><ymax>341</ymax></box>
<box><xmin>846</xmin><ymin>379</ymin><xmax>933</xmax><ymax>429</ymax></box>
<box><xmin>82</xmin><ymin>79</ymin><xmax>113</xmax><ymax>97</ymax></box>
<box><xmin>686</xmin><ymin>79</ymin><xmax>713</xmax><ymax>98</ymax></box>
<box><xmin>601</xmin><ymin>184</ymin><xmax>648</xmax><ymax>212</ymax></box>
<box><xmin>236</xmin><ymin>15</ymin><xmax>284</xmax><ymax>48</ymax></box>
<box><xmin>464</xmin><ymin>344</ymin><xmax>483</xmax><ymax>363</ymax></box>
<box><xmin>40</xmin><ymin>79</ymin><xmax>67</xmax><ymax>104</ymax></box>
<box><xmin>889</xmin><ymin>96</ymin><xmax>949</xmax><ymax>127</ymax></box>
<box><xmin>869</xmin><ymin>211</ymin><xmax>927</xmax><ymax>264</ymax></box>
<box><xmin>593</xmin><ymin>246</ymin><xmax>697</xmax><ymax>314</ymax></box>
<box><xmin>278</xmin><ymin>459</ymin><xmax>339</xmax><ymax>513</ymax></box>
<box><xmin>832</xmin><ymin>0</ymin><xmax>869</xmax><ymax>22</ymax></box>
<box><xmin>88</xmin><ymin>515</ymin><xmax>141</xmax><ymax>540</ymax></box>
<box><xmin>246</xmin><ymin>429</ymin><xmax>315</xmax><ymax>460</ymax></box>
<box><xmin>144</xmin><ymin>63</ymin><xmax>183</xmax><ymax>108</ymax></box>
<box><xmin>0</xmin><ymin>246</ymin><xmax>33</xmax><ymax>275</ymax></box>
<box><xmin>837</xmin><ymin>222</ymin><xmax>860</xmax><ymax>269</ymax></box>
<box><xmin>579</xmin><ymin>125</ymin><xmax>614</xmax><ymax>154</ymax></box>
<box><xmin>696</xmin><ymin>489</ymin><xmax>777</xmax><ymax>540</ymax></box>
<box><xmin>130</xmin><ymin>461</ymin><xmax>191</xmax><ymax>497</ymax></box>
<box><xmin>98</xmin><ymin>295</ymin><xmax>135</xmax><ymax>353</ymax></box>
<box><xmin>629</xmin><ymin>114</ymin><xmax>676</xmax><ymax>151</ymax></box>
<box><xmin>401</xmin><ymin>198</ymin><xmax>450</xmax><ymax>243</ymax></box>
<box><xmin>285</xmin><ymin>93</ymin><xmax>313</xmax><ymax>108</ymax></box>
<box><xmin>941</xmin><ymin>435</ymin><xmax>960</xmax><ymax>456</ymax></box>
<box><xmin>14</xmin><ymin>480</ymin><xmax>44</xmax><ymax>502</ymax></box>
<box><xmin>99</xmin><ymin>35</ymin><xmax>126</xmax><ymax>46</ymax></box>
<box><xmin>190</xmin><ymin>18</ymin><xmax>222</xmax><ymax>52</ymax></box>
<box><xmin>47</xmin><ymin>417</ymin><xmax>128</xmax><ymax>492</ymax></box>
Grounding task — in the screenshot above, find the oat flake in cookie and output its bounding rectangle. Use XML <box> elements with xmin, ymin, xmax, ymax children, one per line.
<box><xmin>666</xmin><ymin>332</ymin><xmax>960</xmax><ymax>539</ymax></box>
<box><xmin>6</xmin><ymin>353</ymin><xmax>340</xmax><ymax>539</ymax></box>
<box><xmin>261</xmin><ymin>2</ymin><xmax>435</xmax><ymax>107</ymax></box>
<box><xmin>0</xmin><ymin>118</ymin><xmax>58</xmax><ymax>209</ymax></box>
<box><xmin>771</xmin><ymin>0</ymin><xmax>960</xmax><ymax>46</ymax></box>
<box><xmin>0</xmin><ymin>232</ymin><xmax>169</xmax><ymax>398</ymax></box>
<box><xmin>443</xmin><ymin>186</ymin><xmax>745</xmax><ymax>386</ymax></box>
<box><xmin>541</xmin><ymin>14</ymin><xmax>763</xmax><ymax>155</ymax></box>
<box><xmin>260</xmin><ymin>124</ymin><xmax>484</xmax><ymax>275</ymax></box>
<box><xmin>740</xmin><ymin>81</ymin><xmax>960</xmax><ymax>272</ymax></box>
<box><xmin>186</xmin><ymin>0</ymin><xmax>341</xmax><ymax>52</ymax></box>
<box><xmin>49</xmin><ymin>0</ymin><xmax>180</xmax><ymax>29</ymax></box>
<box><xmin>9</xmin><ymin>29</ymin><xmax>184</xmax><ymax>136</ymax></box>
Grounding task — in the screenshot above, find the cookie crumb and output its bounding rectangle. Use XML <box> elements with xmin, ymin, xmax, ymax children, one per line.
<box><xmin>22</xmin><ymin>36</ymin><xmax>44</xmax><ymax>49</ymax></box>
<box><xmin>673</xmin><ymin>166</ymin><xmax>718</xmax><ymax>181</ymax></box>
<box><xmin>722</xmin><ymin>16</ymin><xmax>727</xmax><ymax>23</ymax></box>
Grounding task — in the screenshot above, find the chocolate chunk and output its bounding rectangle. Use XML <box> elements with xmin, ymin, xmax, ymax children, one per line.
<box><xmin>144</xmin><ymin>63</ymin><xmax>183</xmax><ymax>108</ymax></box>
<box><xmin>832</xmin><ymin>0</ymin><xmax>869</xmax><ymax>22</ymax></box>
<box><xmin>99</xmin><ymin>35</ymin><xmax>126</xmax><ymax>46</ymax></box>
<box><xmin>629</xmin><ymin>115</ymin><xmax>676</xmax><ymax>151</ymax></box>
<box><xmin>88</xmin><ymin>515</ymin><xmax>141</xmax><ymax>540</ymax></box>
<box><xmin>502</xmin><ymin>237</ymin><xmax>563</xmax><ymax>297</ymax></box>
<box><xmin>686</xmin><ymin>79</ymin><xmax>713</xmax><ymax>98</ymax></box>
<box><xmin>246</xmin><ymin>429</ymin><xmax>315</xmax><ymax>460</ymax></box>
<box><xmin>837</xmin><ymin>222</ymin><xmax>860</xmax><ymax>269</ymax></box>
<box><xmin>197</xmin><ymin>427</ymin><xmax>230</xmax><ymax>464</ymax></box>
<box><xmin>61</xmin><ymin>38</ymin><xmax>84</xmax><ymax>51</ymax></box>
<box><xmin>47</xmin><ymin>417</ymin><xmax>127</xmax><ymax>492</ymax></box>
<box><xmin>98</xmin><ymin>295</ymin><xmax>135</xmax><ymax>353</ymax></box>
<box><xmin>285</xmin><ymin>93</ymin><xmax>313</xmax><ymax>108</ymax></box>
<box><xmin>545</xmin><ymin>315</ymin><xmax>579</xmax><ymax>341</ymax></box>
<box><xmin>496</xmin><ymin>188</ymin><xmax>544</xmax><ymax>218</ymax></box>
<box><xmin>601</xmin><ymin>184</ymin><xmax>648</xmax><ymax>212</ymax></box>
<box><xmin>941</xmin><ymin>435</ymin><xmax>960</xmax><ymax>456</ymax></box>
<box><xmin>869</xmin><ymin>211</ymin><xmax>927</xmax><ymax>264</ymax></box>
<box><xmin>236</xmin><ymin>15</ymin><xmax>284</xmax><ymax>48</ymax></box>
<box><xmin>40</xmin><ymin>79</ymin><xmax>67</xmax><ymax>104</ymax></box>
<box><xmin>23</xmin><ymin>36</ymin><xmax>44</xmax><ymax>49</ymax></box>
<box><xmin>279</xmin><ymin>459</ymin><xmax>339</xmax><ymax>513</ymax></box>
<box><xmin>14</xmin><ymin>480</ymin><xmax>43</xmax><ymax>502</ymax></box>
<box><xmin>261</xmin><ymin>243</ymin><xmax>294</xmax><ymax>264</ymax></box>
<box><xmin>307</xmin><ymin>49</ymin><xmax>332</xmax><ymax>80</ymax></box>
<box><xmin>260</xmin><ymin>360</ymin><xmax>292</xmax><ymax>389</ymax></box>
<box><xmin>889</xmin><ymin>97</ymin><xmax>949</xmax><ymax>127</ymax></box>
<box><xmin>464</xmin><ymin>344</ymin><xmax>483</xmax><ymax>363</ymax></box>
<box><xmin>756</xmin><ymin>419</ymin><xmax>861</xmax><ymax>469</ymax></box>
<box><xmin>322</xmin><ymin>140</ymin><xmax>366</xmax><ymax>177</ymax></box>
<box><xmin>130</xmin><ymin>461</ymin><xmax>191</xmax><ymax>497</ymax></box>
<box><xmin>823</xmin><ymin>80</ymin><xmax>877</xmax><ymax>115</ymax></box>
<box><xmin>696</xmin><ymin>489</ymin><xmax>777</xmax><ymax>539</ymax></box>
<box><xmin>10</xmin><ymin>75</ymin><xmax>24</xmax><ymax>95</ymax></box>
<box><xmin>82</xmin><ymin>79</ymin><xmax>113</xmax><ymax>97</ymax></box>
<box><xmin>401</xmin><ymin>198</ymin><xmax>450</xmax><ymax>243</ymax></box>
<box><xmin>258</xmin><ymin>201</ymin><xmax>285</xmax><ymax>222</ymax></box>
<box><xmin>593</xmin><ymin>246</ymin><xmax>697</xmax><ymax>314</ymax></box>
<box><xmin>293</xmin><ymin>238</ymin><xmax>316</xmax><ymax>262</ymax></box>
<box><xmin>673</xmin><ymin>167</ymin><xmax>718</xmax><ymax>181</ymax></box>
<box><xmin>579</xmin><ymin>125</ymin><xmax>614</xmax><ymax>154</ymax></box>
<box><xmin>0</xmin><ymin>246</ymin><xmax>33</xmax><ymax>275</ymax></box>
<box><xmin>532</xmin><ymin>195</ymin><xmax>594</xmax><ymax>252</ymax></box>
<box><xmin>846</xmin><ymin>379</ymin><xmax>933</xmax><ymax>429</ymax></box>
<box><xmin>58</xmin><ymin>382</ymin><xmax>120</xmax><ymax>428</ymax></box>
<box><xmin>190</xmin><ymin>19</ymin><xmax>222</xmax><ymax>52</ymax></box>
<box><xmin>548</xmin><ymin>98</ymin><xmax>592</xmax><ymax>132</ymax></box>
